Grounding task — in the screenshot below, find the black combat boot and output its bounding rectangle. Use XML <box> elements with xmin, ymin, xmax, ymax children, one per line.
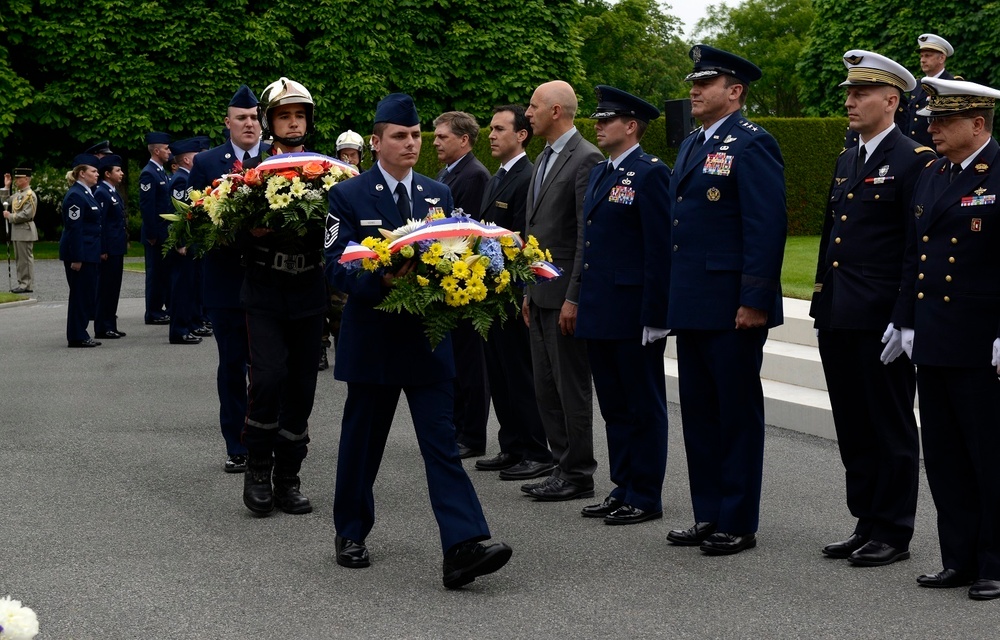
<box><xmin>273</xmin><ymin>459</ymin><xmax>313</xmax><ymax>514</ymax></box>
<box><xmin>243</xmin><ymin>453</ymin><xmax>274</xmax><ymax>515</ymax></box>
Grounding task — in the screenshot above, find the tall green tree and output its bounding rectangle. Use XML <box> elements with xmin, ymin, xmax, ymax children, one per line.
<box><xmin>575</xmin><ymin>0</ymin><xmax>689</xmax><ymax>114</ymax></box>
<box><xmin>695</xmin><ymin>0</ymin><xmax>816</xmax><ymax>116</ymax></box>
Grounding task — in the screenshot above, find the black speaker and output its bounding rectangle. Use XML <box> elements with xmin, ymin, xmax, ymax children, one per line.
<box><xmin>664</xmin><ymin>99</ymin><xmax>695</xmax><ymax>147</ymax></box>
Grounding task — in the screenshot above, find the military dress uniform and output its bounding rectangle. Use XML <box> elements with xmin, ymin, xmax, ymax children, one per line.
<box><xmin>59</xmin><ymin>155</ymin><xmax>104</xmax><ymax>346</ymax></box>
<box><xmin>166</xmin><ymin>138</ymin><xmax>204</xmax><ymax>345</ymax></box>
<box><xmin>812</xmin><ymin>50</ymin><xmax>937</xmax><ymax>563</ymax></box>
<box><xmin>139</xmin><ymin>132</ymin><xmax>174</xmax><ymax>324</ymax></box>
<box><xmin>893</xmin><ymin>77</ymin><xmax>1000</xmax><ymax>597</ymax></box>
<box><xmin>896</xmin><ymin>34</ymin><xmax>956</xmax><ymax>148</ymax></box>
<box><xmin>1</xmin><ymin>169</ymin><xmax>38</xmax><ymax>292</ymax></box>
<box><xmin>93</xmin><ymin>155</ymin><xmax>128</xmax><ymax>337</ymax></box>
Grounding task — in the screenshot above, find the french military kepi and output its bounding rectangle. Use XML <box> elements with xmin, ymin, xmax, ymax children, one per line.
<box><xmin>916</xmin><ymin>77</ymin><xmax>1000</xmax><ymax>116</ymax></box>
<box><xmin>12</xmin><ymin>167</ymin><xmax>31</xmax><ymax>177</ymax></box>
<box><xmin>684</xmin><ymin>44</ymin><xmax>762</xmax><ymax>84</ymax></box>
<box><xmin>839</xmin><ymin>50</ymin><xmax>916</xmax><ymax>92</ymax></box>
<box><xmin>918</xmin><ymin>33</ymin><xmax>954</xmax><ymax>57</ymax></box>
<box><xmin>374</xmin><ymin>93</ymin><xmax>419</xmax><ymax>126</ymax></box>
<box><xmin>591</xmin><ymin>85</ymin><xmax>660</xmax><ymax>123</ymax></box>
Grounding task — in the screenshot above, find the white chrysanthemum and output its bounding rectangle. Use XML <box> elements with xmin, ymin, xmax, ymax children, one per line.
<box><xmin>268</xmin><ymin>192</ymin><xmax>293</xmax><ymax>210</ymax></box>
<box><xmin>438</xmin><ymin>236</ymin><xmax>470</xmax><ymax>261</ymax></box>
<box><xmin>289</xmin><ymin>179</ymin><xmax>308</xmax><ymax>198</ymax></box>
<box><xmin>322</xmin><ymin>174</ymin><xmax>338</xmax><ymax>190</ymax></box>
<box><xmin>381</xmin><ymin>218</ymin><xmax>428</xmax><ymax>240</ymax></box>
<box><xmin>0</xmin><ymin>596</ymin><xmax>40</xmax><ymax>640</ymax></box>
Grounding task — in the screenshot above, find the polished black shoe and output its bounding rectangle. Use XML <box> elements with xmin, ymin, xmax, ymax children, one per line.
<box><xmin>192</xmin><ymin>326</ymin><xmax>214</xmax><ymax>337</ymax></box>
<box><xmin>273</xmin><ymin>476</ymin><xmax>313</xmax><ymax>514</ymax></box>
<box><xmin>95</xmin><ymin>330</ymin><xmax>123</xmax><ymax>339</ymax></box>
<box><xmin>499</xmin><ymin>459</ymin><xmax>556</xmax><ymax>480</ymax></box>
<box><xmin>115</xmin><ymin>330</ymin><xmax>127</xmax><ymax>337</ymax></box>
<box><xmin>145</xmin><ymin>315</ymin><xmax>170</xmax><ymax>325</ymax></box>
<box><xmin>318</xmin><ymin>348</ymin><xmax>329</xmax><ymax>371</ymax></box>
<box><xmin>847</xmin><ymin>540</ymin><xmax>909</xmax><ymax>567</ymax></box>
<box><xmin>68</xmin><ymin>339</ymin><xmax>102</xmax><ymax>348</ymax></box>
<box><xmin>822</xmin><ymin>533</ymin><xmax>867</xmax><ymax>559</ymax></box>
<box><xmin>700</xmin><ymin>532</ymin><xmax>757</xmax><ymax>555</ymax></box>
<box><xmin>442</xmin><ymin>540</ymin><xmax>513</xmax><ymax>589</ymax></box>
<box><xmin>224</xmin><ymin>454</ymin><xmax>247</xmax><ymax>474</ymax></box>
<box><xmin>604</xmin><ymin>504</ymin><xmax>662</xmax><ymax>525</ymax></box>
<box><xmin>475</xmin><ymin>452</ymin><xmax>521</xmax><ymax>471</ymax></box>
<box><xmin>917</xmin><ymin>568</ymin><xmax>976</xmax><ymax>589</ymax></box>
<box><xmin>242</xmin><ymin>455</ymin><xmax>274</xmax><ymax>515</ymax></box>
<box><xmin>667</xmin><ymin>521</ymin><xmax>717</xmax><ymax>546</ymax></box>
<box><xmin>527</xmin><ymin>477</ymin><xmax>594</xmax><ymax>502</ymax></box>
<box><xmin>520</xmin><ymin>475</ymin><xmax>557</xmax><ymax>494</ymax></box>
<box><xmin>969</xmin><ymin>579</ymin><xmax>1000</xmax><ymax>600</ymax></box>
<box><xmin>335</xmin><ymin>535</ymin><xmax>370</xmax><ymax>568</ymax></box>
<box><xmin>10</xmin><ymin>287</ymin><xmax>31</xmax><ymax>294</ymax></box>
<box><xmin>169</xmin><ymin>334</ymin><xmax>202</xmax><ymax>345</ymax></box>
<box><xmin>581</xmin><ymin>495</ymin><xmax>624</xmax><ymax>518</ymax></box>
<box><xmin>457</xmin><ymin>444</ymin><xmax>485</xmax><ymax>459</ymax></box>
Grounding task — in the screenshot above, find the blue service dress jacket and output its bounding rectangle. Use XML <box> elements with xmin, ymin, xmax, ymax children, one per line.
<box><xmin>139</xmin><ymin>160</ymin><xmax>171</xmax><ymax>245</ymax></box>
<box><xmin>94</xmin><ymin>182</ymin><xmax>128</xmax><ymax>257</ymax></box>
<box><xmin>59</xmin><ymin>182</ymin><xmax>103</xmax><ymax>263</ymax></box>
<box><xmin>325</xmin><ymin>168</ymin><xmax>456</xmax><ymax>384</ymax></box>
<box><xmin>666</xmin><ymin>111</ymin><xmax>786</xmax><ymax>330</ymax></box>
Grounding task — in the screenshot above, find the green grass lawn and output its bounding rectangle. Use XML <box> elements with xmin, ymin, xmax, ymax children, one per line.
<box><xmin>29</xmin><ymin>241</ymin><xmax>144</xmax><ymax>260</ymax></box>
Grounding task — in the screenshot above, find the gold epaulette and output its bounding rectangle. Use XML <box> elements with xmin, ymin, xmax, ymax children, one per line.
<box><xmin>914</xmin><ymin>146</ymin><xmax>934</xmax><ymax>154</ymax></box>
<box><xmin>839</xmin><ymin>147</ymin><xmax>849</xmax><ymax>155</ymax></box>
<box><xmin>925</xmin><ymin>159</ymin><xmax>936</xmax><ymax>168</ymax></box>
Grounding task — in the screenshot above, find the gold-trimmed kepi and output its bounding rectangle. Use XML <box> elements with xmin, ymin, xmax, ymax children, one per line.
<box><xmin>839</xmin><ymin>49</ymin><xmax>916</xmax><ymax>92</ymax></box>
<box><xmin>916</xmin><ymin>77</ymin><xmax>1000</xmax><ymax>116</ymax></box>
<box><xmin>917</xmin><ymin>33</ymin><xmax>954</xmax><ymax>57</ymax></box>
<box><xmin>12</xmin><ymin>167</ymin><xmax>31</xmax><ymax>178</ymax></box>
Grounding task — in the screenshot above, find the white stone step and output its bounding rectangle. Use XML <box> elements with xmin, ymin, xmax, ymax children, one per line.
<box><xmin>666</xmin><ymin>335</ymin><xmax>827</xmax><ymax>391</ymax></box>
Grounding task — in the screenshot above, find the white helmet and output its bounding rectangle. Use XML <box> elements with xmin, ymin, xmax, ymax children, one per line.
<box><xmin>336</xmin><ymin>130</ymin><xmax>365</xmax><ymax>152</ymax></box>
<box><xmin>258</xmin><ymin>77</ymin><xmax>315</xmax><ymax>147</ymax></box>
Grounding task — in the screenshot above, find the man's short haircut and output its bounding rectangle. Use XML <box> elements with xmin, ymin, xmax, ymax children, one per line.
<box><xmin>493</xmin><ymin>104</ymin><xmax>533</xmax><ymax>148</ymax></box>
<box><xmin>722</xmin><ymin>74</ymin><xmax>749</xmax><ymax>107</ymax></box>
<box><xmin>969</xmin><ymin>107</ymin><xmax>995</xmax><ymax>130</ymax></box>
<box><xmin>433</xmin><ymin>111</ymin><xmax>480</xmax><ymax>144</ymax></box>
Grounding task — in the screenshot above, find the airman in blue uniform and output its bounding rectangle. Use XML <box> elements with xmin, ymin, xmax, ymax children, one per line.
<box><xmin>59</xmin><ymin>154</ymin><xmax>104</xmax><ymax>348</ymax></box>
<box><xmin>139</xmin><ymin>131</ymin><xmax>173</xmax><ymax>325</ymax></box>
<box><xmin>166</xmin><ymin>137</ymin><xmax>209</xmax><ymax>346</ymax></box>
<box><xmin>94</xmin><ymin>154</ymin><xmax>128</xmax><ymax>339</ymax></box>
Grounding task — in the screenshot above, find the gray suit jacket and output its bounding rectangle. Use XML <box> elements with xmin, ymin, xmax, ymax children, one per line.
<box><xmin>525</xmin><ymin>130</ymin><xmax>603</xmax><ymax>309</ymax></box>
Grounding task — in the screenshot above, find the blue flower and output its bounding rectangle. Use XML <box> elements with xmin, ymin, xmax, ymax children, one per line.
<box><xmin>479</xmin><ymin>238</ymin><xmax>505</xmax><ymax>275</ymax></box>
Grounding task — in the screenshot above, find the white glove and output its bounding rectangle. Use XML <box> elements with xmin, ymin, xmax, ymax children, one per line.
<box><xmin>879</xmin><ymin>322</ymin><xmax>904</xmax><ymax>364</ymax></box>
<box><xmin>901</xmin><ymin>327</ymin><xmax>914</xmax><ymax>359</ymax></box>
<box><xmin>642</xmin><ymin>326</ymin><xmax>670</xmax><ymax>346</ymax></box>
<box><xmin>992</xmin><ymin>338</ymin><xmax>1000</xmax><ymax>372</ymax></box>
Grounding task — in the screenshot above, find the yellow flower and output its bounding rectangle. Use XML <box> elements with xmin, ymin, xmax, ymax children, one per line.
<box><xmin>268</xmin><ymin>192</ymin><xmax>293</xmax><ymax>210</ymax></box>
<box><xmin>451</xmin><ymin>260</ymin><xmax>470</xmax><ymax>279</ymax></box>
<box><xmin>466</xmin><ymin>277</ymin><xmax>488</xmax><ymax>301</ymax></box>
<box><xmin>440</xmin><ymin>275</ymin><xmax>460</xmax><ymax>292</ymax></box>
<box><xmin>445</xmin><ymin>288</ymin><xmax>472</xmax><ymax>307</ymax></box>
<box><xmin>469</xmin><ymin>258</ymin><xmax>487</xmax><ymax>279</ymax></box>
<box><xmin>494</xmin><ymin>269</ymin><xmax>511</xmax><ymax>293</ymax></box>
<box><xmin>428</xmin><ymin>210</ymin><xmax>446</xmax><ymax>220</ymax></box>
<box><xmin>322</xmin><ymin>174</ymin><xmax>338</xmax><ymax>190</ymax></box>
<box><xmin>545</xmin><ymin>249</ymin><xmax>553</xmax><ymax>261</ymax></box>
<box><xmin>421</xmin><ymin>243</ymin><xmax>443</xmax><ymax>266</ymax></box>
<box><xmin>189</xmin><ymin>189</ymin><xmax>205</xmax><ymax>201</ymax></box>
<box><xmin>289</xmin><ymin>178</ymin><xmax>308</xmax><ymax>198</ymax></box>
<box><xmin>360</xmin><ymin>236</ymin><xmax>391</xmax><ymax>265</ymax></box>
<box><xmin>416</xmin><ymin>275</ymin><xmax>430</xmax><ymax>286</ymax></box>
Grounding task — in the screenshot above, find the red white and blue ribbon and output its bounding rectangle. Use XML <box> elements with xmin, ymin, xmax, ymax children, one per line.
<box><xmin>530</xmin><ymin>261</ymin><xmax>562</xmax><ymax>282</ymax></box>
<box><xmin>386</xmin><ymin>217</ymin><xmax>524</xmax><ymax>252</ymax></box>
<box><xmin>256</xmin><ymin>152</ymin><xmax>358</xmax><ymax>175</ymax></box>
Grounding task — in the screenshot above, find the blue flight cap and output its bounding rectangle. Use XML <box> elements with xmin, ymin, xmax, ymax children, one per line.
<box><xmin>98</xmin><ymin>154</ymin><xmax>123</xmax><ymax>171</ymax></box>
<box><xmin>145</xmin><ymin>131</ymin><xmax>172</xmax><ymax>145</ymax></box>
<box><xmin>169</xmin><ymin>137</ymin><xmax>202</xmax><ymax>155</ymax></box>
<box><xmin>374</xmin><ymin>93</ymin><xmax>419</xmax><ymax>126</ymax></box>
<box><xmin>72</xmin><ymin>154</ymin><xmax>101</xmax><ymax>169</ymax></box>
<box><xmin>85</xmin><ymin>139</ymin><xmax>112</xmax><ymax>155</ymax></box>
<box><xmin>229</xmin><ymin>84</ymin><xmax>259</xmax><ymax>108</ymax></box>
<box><xmin>685</xmin><ymin>44</ymin><xmax>762</xmax><ymax>85</ymax></box>
<box><xmin>193</xmin><ymin>135</ymin><xmax>212</xmax><ymax>151</ymax></box>
<box><xmin>591</xmin><ymin>85</ymin><xmax>660</xmax><ymax>122</ymax></box>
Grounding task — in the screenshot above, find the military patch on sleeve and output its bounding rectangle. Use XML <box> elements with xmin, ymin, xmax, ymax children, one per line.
<box><xmin>69</xmin><ymin>204</ymin><xmax>81</xmax><ymax>220</ymax></box>
<box><xmin>324</xmin><ymin>213</ymin><xmax>339</xmax><ymax>249</ymax></box>
<box><xmin>172</xmin><ymin>189</ymin><xmax>186</xmax><ymax>200</ymax></box>
<box><xmin>140</xmin><ymin>183</ymin><xmax>151</xmax><ymax>192</ymax></box>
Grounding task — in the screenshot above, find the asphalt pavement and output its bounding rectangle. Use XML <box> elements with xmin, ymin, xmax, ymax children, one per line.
<box><xmin>1</xmin><ymin>259</ymin><xmax>997</xmax><ymax>639</ymax></box>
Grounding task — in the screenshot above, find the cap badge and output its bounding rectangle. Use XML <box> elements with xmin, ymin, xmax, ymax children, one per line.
<box><xmin>845</xmin><ymin>55</ymin><xmax>864</xmax><ymax>65</ymax></box>
<box><xmin>692</xmin><ymin>46</ymin><xmax>702</xmax><ymax>63</ymax></box>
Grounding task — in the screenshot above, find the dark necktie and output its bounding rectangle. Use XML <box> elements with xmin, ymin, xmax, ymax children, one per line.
<box><xmin>533</xmin><ymin>146</ymin><xmax>553</xmax><ymax>201</ymax></box>
<box><xmin>242</xmin><ymin>150</ymin><xmax>251</xmax><ymax>163</ymax></box>
<box><xmin>949</xmin><ymin>162</ymin><xmax>962</xmax><ymax>183</ymax></box>
<box><xmin>695</xmin><ymin>130</ymin><xmax>706</xmax><ymax>147</ymax></box>
<box><xmin>395</xmin><ymin>182</ymin><xmax>410</xmax><ymax>219</ymax></box>
<box><xmin>857</xmin><ymin>145</ymin><xmax>867</xmax><ymax>177</ymax></box>
<box><xmin>488</xmin><ymin>167</ymin><xmax>507</xmax><ymax>201</ymax></box>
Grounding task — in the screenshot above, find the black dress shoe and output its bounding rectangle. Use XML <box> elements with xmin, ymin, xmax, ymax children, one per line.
<box><xmin>169</xmin><ymin>334</ymin><xmax>203</xmax><ymax>345</ymax></box>
<box><xmin>520</xmin><ymin>475</ymin><xmax>557</xmax><ymax>494</ymax></box>
<box><xmin>581</xmin><ymin>495</ymin><xmax>624</xmax><ymax>518</ymax></box>
<box><xmin>700</xmin><ymin>532</ymin><xmax>757</xmax><ymax>555</ymax></box>
<box><xmin>95</xmin><ymin>330</ymin><xmax>123</xmax><ymax>339</ymax></box>
<box><xmin>475</xmin><ymin>452</ymin><xmax>521</xmax><ymax>471</ymax></box>
<box><xmin>145</xmin><ymin>315</ymin><xmax>171</xmax><ymax>325</ymax></box>
<box><xmin>499</xmin><ymin>459</ymin><xmax>556</xmax><ymax>480</ymax></box>
<box><xmin>822</xmin><ymin>533</ymin><xmax>867</xmax><ymax>559</ymax></box>
<box><xmin>115</xmin><ymin>330</ymin><xmax>127</xmax><ymax>337</ymax></box>
<box><xmin>527</xmin><ymin>477</ymin><xmax>594</xmax><ymax>502</ymax></box>
<box><xmin>917</xmin><ymin>568</ymin><xmax>976</xmax><ymax>589</ymax></box>
<box><xmin>273</xmin><ymin>476</ymin><xmax>313</xmax><ymax>514</ymax></box>
<box><xmin>604</xmin><ymin>504</ymin><xmax>662</xmax><ymax>525</ymax></box>
<box><xmin>969</xmin><ymin>579</ymin><xmax>1000</xmax><ymax>600</ymax></box>
<box><xmin>68</xmin><ymin>339</ymin><xmax>102</xmax><ymax>348</ymax></box>
<box><xmin>847</xmin><ymin>540</ymin><xmax>909</xmax><ymax>567</ymax></box>
<box><xmin>667</xmin><ymin>522</ymin><xmax>717</xmax><ymax>546</ymax></box>
<box><xmin>10</xmin><ymin>287</ymin><xmax>30</xmax><ymax>294</ymax></box>
<box><xmin>335</xmin><ymin>535</ymin><xmax>370</xmax><ymax>568</ymax></box>
<box><xmin>457</xmin><ymin>444</ymin><xmax>485</xmax><ymax>459</ymax></box>
<box><xmin>224</xmin><ymin>454</ymin><xmax>248</xmax><ymax>473</ymax></box>
<box><xmin>192</xmin><ymin>326</ymin><xmax>214</xmax><ymax>337</ymax></box>
<box><xmin>442</xmin><ymin>540</ymin><xmax>513</xmax><ymax>589</ymax></box>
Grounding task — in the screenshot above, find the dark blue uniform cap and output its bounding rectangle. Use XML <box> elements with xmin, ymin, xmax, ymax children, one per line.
<box><xmin>98</xmin><ymin>154</ymin><xmax>123</xmax><ymax>171</ymax></box>
<box><xmin>374</xmin><ymin>93</ymin><xmax>419</xmax><ymax>126</ymax></box>
<box><xmin>193</xmin><ymin>135</ymin><xmax>212</xmax><ymax>151</ymax></box>
<box><xmin>229</xmin><ymin>84</ymin><xmax>259</xmax><ymax>108</ymax></box>
<box><xmin>145</xmin><ymin>131</ymin><xmax>172</xmax><ymax>145</ymax></box>
<box><xmin>169</xmin><ymin>137</ymin><xmax>203</xmax><ymax>155</ymax></box>
<box><xmin>685</xmin><ymin>44</ymin><xmax>762</xmax><ymax>84</ymax></box>
<box><xmin>84</xmin><ymin>139</ymin><xmax>112</xmax><ymax>155</ymax></box>
<box><xmin>72</xmin><ymin>154</ymin><xmax>101</xmax><ymax>169</ymax></box>
<box><xmin>591</xmin><ymin>85</ymin><xmax>660</xmax><ymax>122</ymax></box>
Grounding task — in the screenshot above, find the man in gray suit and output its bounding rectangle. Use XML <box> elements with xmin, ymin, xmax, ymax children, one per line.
<box><xmin>520</xmin><ymin>80</ymin><xmax>604</xmax><ymax>501</ymax></box>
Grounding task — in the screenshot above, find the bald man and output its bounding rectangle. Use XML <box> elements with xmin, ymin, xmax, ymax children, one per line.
<box><xmin>520</xmin><ymin>81</ymin><xmax>604</xmax><ymax>501</ymax></box>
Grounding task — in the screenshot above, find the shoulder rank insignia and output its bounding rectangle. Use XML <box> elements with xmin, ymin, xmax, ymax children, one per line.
<box><xmin>925</xmin><ymin>159</ymin><xmax>936</xmax><ymax>168</ymax></box>
<box><xmin>913</xmin><ymin>146</ymin><xmax>934</xmax><ymax>154</ymax></box>
<box><xmin>739</xmin><ymin>121</ymin><xmax>759</xmax><ymax>132</ymax></box>
<box><xmin>975</xmin><ymin>163</ymin><xmax>989</xmax><ymax>173</ymax></box>
<box><xmin>835</xmin><ymin>177</ymin><xmax>847</xmax><ymax>185</ymax></box>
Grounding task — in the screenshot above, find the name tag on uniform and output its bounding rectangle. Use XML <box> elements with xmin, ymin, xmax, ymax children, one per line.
<box><xmin>495</xmin><ymin>201</ymin><xmax>508</xmax><ymax>209</ymax></box>
<box><xmin>361</xmin><ymin>219</ymin><xmax>382</xmax><ymax>226</ymax></box>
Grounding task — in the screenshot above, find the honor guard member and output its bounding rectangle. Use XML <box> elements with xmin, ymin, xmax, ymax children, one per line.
<box><xmin>239</xmin><ymin>77</ymin><xmax>325</xmax><ymax>517</ymax></box>
<box><xmin>325</xmin><ymin>92</ymin><xmax>512</xmax><ymax>588</ymax></box>
<box><xmin>166</xmin><ymin>137</ymin><xmax>209</xmax><ymax>346</ymax></box>
<box><xmin>59</xmin><ymin>154</ymin><xmax>104</xmax><ymax>348</ymax></box>
<box><xmin>890</xmin><ymin>77</ymin><xmax>1000</xmax><ymax>601</ymax></box>
<box><xmin>812</xmin><ymin>51</ymin><xmax>935</xmax><ymax>567</ymax></box>
<box><xmin>335</xmin><ymin>130</ymin><xmax>365</xmax><ymax>169</ymax></box>
<box><xmin>93</xmin><ymin>155</ymin><xmax>128</xmax><ymax>339</ymax></box>
<box><xmin>899</xmin><ymin>34</ymin><xmax>955</xmax><ymax>148</ymax></box>
<box><xmin>665</xmin><ymin>45</ymin><xmax>786</xmax><ymax>555</ymax></box>
<box><xmin>576</xmin><ymin>86</ymin><xmax>671</xmax><ymax>525</ymax></box>
<box><xmin>140</xmin><ymin>131</ymin><xmax>173</xmax><ymax>325</ymax></box>
<box><xmin>2</xmin><ymin>168</ymin><xmax>39</xmax><ymax>293</ymax></box>
<box><xmin>84</xmin><ymin>140</ymin><xmax>113</xmax><ymax>159</ymax></box>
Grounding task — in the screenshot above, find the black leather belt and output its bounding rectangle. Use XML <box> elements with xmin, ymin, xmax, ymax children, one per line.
<box><xmin>250</xmin><ymin>249</ymin><xmax>321</xmax><ymax>274</ymax></box>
